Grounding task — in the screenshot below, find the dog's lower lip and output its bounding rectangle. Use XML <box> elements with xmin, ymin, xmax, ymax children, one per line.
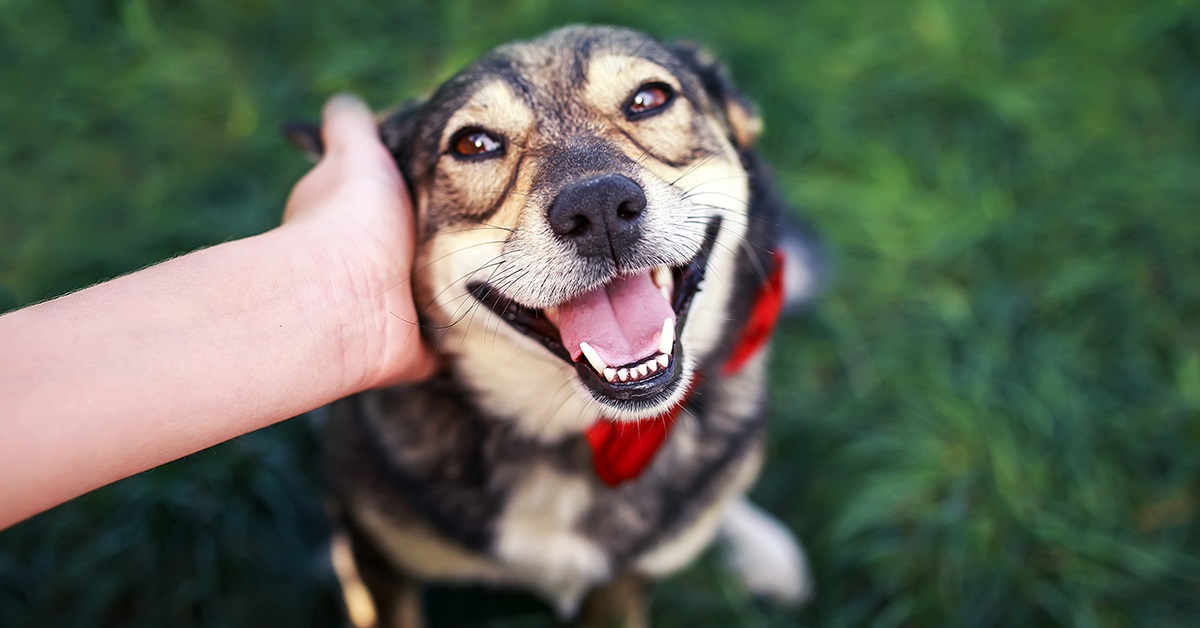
<box><xmin>466</xmin><ymin>216</ymin><xmax>722</xmax><ymax>405</ymax></box>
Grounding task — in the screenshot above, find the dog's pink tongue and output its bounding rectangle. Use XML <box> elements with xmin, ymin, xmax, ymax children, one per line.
<box><xmin>557</xmin><ymin>272</ymin><xmax>673</xmax><ymax>367</ymax></box>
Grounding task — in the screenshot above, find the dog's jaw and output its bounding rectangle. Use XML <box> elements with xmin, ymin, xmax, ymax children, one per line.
<box><xmin>467</xmin><ymin>216</ymin><xmax>721</xmax><ymax>414</ymax></box>
<box><xmin>425</xmin><ymin>210</ymin><xmax>746</xmax><ymax>442</ymax></box>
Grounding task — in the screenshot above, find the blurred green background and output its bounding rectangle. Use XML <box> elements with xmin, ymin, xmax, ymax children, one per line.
<box><xmin>2</xmin><ymin>0</ymin><xmax>1199</xmax><ymax>626</ymax></box>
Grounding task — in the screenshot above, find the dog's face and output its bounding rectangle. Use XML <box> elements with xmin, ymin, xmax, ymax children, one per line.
<box><xmin>383</xmin><ymin>26</ymin><xmax>763</xmax><ymax>438</ymax></box>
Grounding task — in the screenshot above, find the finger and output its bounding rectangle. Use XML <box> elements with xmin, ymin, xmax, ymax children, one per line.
<box><xmin>320</xmin><ymin>93</ymin><xmax>379</xmax><ymax>155</ymax></box>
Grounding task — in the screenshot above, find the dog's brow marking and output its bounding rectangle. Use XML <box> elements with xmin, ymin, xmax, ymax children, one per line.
<box><xmin>440</xmin><ymin>79</ymin><xmax>534</xmax><ymax>148</ymax></box>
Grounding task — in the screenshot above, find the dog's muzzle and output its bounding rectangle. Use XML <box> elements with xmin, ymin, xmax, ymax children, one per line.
<box><xmin>467</xmin><ymin>215</ymin><xmax>722</xmax><ymax>411</ymax></box>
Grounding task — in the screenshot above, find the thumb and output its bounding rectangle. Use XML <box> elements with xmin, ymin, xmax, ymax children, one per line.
<box><xmin>320</xmin><ymin>93</ymin><xmax>379</xmax><ymax>156</ymax></box>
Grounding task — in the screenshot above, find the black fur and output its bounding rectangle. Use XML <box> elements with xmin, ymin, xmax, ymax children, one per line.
<box><xmin>294</xmin><ymin>25</ymin><xmax>816</xmax><ymax>625</ymax></box>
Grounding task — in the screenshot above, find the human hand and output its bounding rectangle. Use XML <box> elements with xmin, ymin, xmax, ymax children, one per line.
<box><xmin>281</xmin><ymin>94</ymin><xmax>437</xmax><ymax>389</ymax></box>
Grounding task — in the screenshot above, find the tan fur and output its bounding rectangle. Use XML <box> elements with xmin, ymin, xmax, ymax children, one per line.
<box><xmin>315</xmin><ymin>26</ymin><xmax>815</xmax><ymax>627</ymax></box>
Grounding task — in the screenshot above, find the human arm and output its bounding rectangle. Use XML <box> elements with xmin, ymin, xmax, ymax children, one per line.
<box><xmin>0</xmin><ymin>94</ymin><xmax>434</xmax><ymax>529</ymax></box>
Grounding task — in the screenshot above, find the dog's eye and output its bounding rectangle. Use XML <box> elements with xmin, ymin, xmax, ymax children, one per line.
<box><xmin>625</xmin><ymin>82</ymin><xmax>675</xmax><ymax>120</ymax></box>
<box><xmin>450</xmin><ymin>127</ymin><xmax>504</xmax><ymax>159</ymax></box>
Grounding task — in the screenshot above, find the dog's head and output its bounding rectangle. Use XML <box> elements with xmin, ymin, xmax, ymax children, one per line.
<box><xmin>293</xmin><ymin>26</ymin><xmax>779</xmax><ymax>439</ymax></box>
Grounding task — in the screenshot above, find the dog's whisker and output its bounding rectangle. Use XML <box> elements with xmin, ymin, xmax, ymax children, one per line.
<box><xmin>539</xmin><ymin>377</ymin><xmax>584</xmax><ymax>440</ymax></box>
<box><xmin>669</xmin><ymin>145</ymin><xmax>734</xmax><ymax>187</ymax></box>
<box><xmin>415</xmin><ymin>239</ymin><xmax>508</xmax><ymax>276</ymax></box>
<box><xmin>440</xmin><ymin>224</ymin><xmax>514</xmax><ymax>236</ymax></box>
<box><xmin>680</xmin><ymin>190</ymin><xmax>751</xmax><ymax>209</ymax></box>
<box><xmin>677</xmin><ymin>172</ymin><xmax>751</xmax><ymax>192</ymax></box>
<box><xmin>633</xmin><ymin>141</ymin><xmax>669</xmax><ymax>167</ymax></box>
<box><xmin>431</xmin><ymin>260</ymin><xmax>513</xmax><ymax>337</ymax></box>
<box><xmin>421</xmin><ymin>257</ymin><xmax>506</xmax><ymax>313</ymax></box>
<box><xmin>324</xmin><ymin>28</ymin><xmax>816</xmax><ymax>620</ymax></box>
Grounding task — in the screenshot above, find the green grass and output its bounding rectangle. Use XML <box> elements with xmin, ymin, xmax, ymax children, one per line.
<box><xmin>3</xmin><ymin>0</ymin><xmax>1199</xmax><ymax>626</ymax></box>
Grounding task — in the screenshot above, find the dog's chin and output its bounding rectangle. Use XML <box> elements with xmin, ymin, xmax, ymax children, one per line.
<box><xmin>467</xmin><ymin>217</ymin><xmax>721</xmax><ymax>414</ymax></box>
<box><xmin>571</xmin><ymin>334</ymin><xmax>686</xmax><ymax>413</ymax></box>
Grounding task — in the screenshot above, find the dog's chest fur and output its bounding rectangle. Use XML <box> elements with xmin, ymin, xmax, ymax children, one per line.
<box><xmin>306</xmin><ymin>25</ymin><xmax>820</xmax><ymax>623</ymax></box>
<box><xmin>325</xmin><ymin>338</ymin><xmax>771</xmax><ymax>612</ymax></box>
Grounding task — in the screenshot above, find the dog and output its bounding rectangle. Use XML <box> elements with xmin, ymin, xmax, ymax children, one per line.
<box><xmin>287</xmin><ymin>25</ymin><xmax>820</xmax><ymax>628</ymax></box>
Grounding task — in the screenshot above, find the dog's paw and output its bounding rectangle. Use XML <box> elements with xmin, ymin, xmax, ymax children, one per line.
<box><xmin>779</xmin><ymin>228</ymin><xmax>823</xmax><ymax>311</ymax></box>
<box><xmin>718</xmin><ymin>497</ymin><xmax>814</xmax><ymax>606</ymax></box>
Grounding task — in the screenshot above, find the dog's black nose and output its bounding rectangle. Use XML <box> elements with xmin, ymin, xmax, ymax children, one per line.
<box><xmin>547</xmin><ymin>174</ymin><xmax>646</xmax><ymax>257</ymax></box>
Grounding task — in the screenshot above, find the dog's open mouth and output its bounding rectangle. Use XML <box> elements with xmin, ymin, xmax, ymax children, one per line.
<box><xmin>467</xmin><ymin>217</ymin><xmax>721</xmax><ymax>406</ymax></box>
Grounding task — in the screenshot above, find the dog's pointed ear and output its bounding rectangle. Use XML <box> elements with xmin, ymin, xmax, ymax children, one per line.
<box><xmin>380</xmin><ymin>103</ymin><xmax>423</xmax><ymax>164</ymax></box>
<box><xmin>282</xmin><ymin>102</ymin><xmax>424</xmax><ymax>201</ymax></box>
<box><xmin>282</xmin><ymin>120</ymin><xmax>324</xmax><ymax>161</ymax></box>
<box><xmin>671</xmin><ymin>42</ymin><xmax>762</xmax><ymax>149</ymax></box>
<box><xmin>378</xmin><ymin>103</ymin><xmax>424</xmax><ymax>193</ymax></box>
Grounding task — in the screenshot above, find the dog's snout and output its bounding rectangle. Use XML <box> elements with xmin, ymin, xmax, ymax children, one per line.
<box><xmin>547</xmin><ymin>174</ymin><xmax>646</xmax><ymax>257</ymax></box>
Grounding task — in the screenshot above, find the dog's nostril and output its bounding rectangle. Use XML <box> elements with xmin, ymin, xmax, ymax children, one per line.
<box><xmin>567</xmin><ymin>216</ymin><xmax>590</xmax><ymax>237</ymax></box>
<box><xmin>616</xmin><ymin>199</ymin><xmax>643</xmax><ymax>221</ymax></box>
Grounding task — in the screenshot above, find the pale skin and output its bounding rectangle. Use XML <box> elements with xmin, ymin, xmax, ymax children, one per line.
<box><xmin>0</xmin><ymin>94</ymin><xmax>436</xmax><ymax>529</ymax></box>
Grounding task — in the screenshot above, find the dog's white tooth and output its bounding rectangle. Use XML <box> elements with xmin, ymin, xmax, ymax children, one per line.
<box><xmin>637</xmin><ymin>363</ymin><xmax>650</xmax><ymax>377</ymax></box>
<box><xmin>659</xmin><ymin>318</ymin><xmax>675</xmax><ymax>355</ymax></box>
<box><xmin>544</xmin><ymin>305</ymin><xmax>559</xmax><ymax>325</ymax></box>
<box><xmin>604</xmin><ymin>367</ymin><xmax>617</xmax><ymax>382</ymax></box>
<box><xmin>652</xmin><ymin>265</ymin><xmax>674</xmax><ymax>300</ymax></box>
<box><xmin>646</xmin><ymin>359</ymin><xmax>658</xmax><ymax>373</ymax></box>
<box><xmin>579</xmin><ymin>342</ymin><xmax>608</xmax><ymax>374</ymax></box>
<box><xmin>657</xmin><ymin>353</ymin><xmax>670</xmax><ymax>368</ymax></box>
<box><xmin>618</xmin><ymin>368</ymin><xmax>630</xmax><ymax>382</ymax></box>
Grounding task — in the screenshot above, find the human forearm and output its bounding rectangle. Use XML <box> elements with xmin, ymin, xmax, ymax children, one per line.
<box><xmin>0</xmin><ymin>93</ymin><xmax>432</xmax><ymax>529</ymax></box>
<box><xmin>0</xmin><ymin>225</ymin><xmax>389</xmax><ymax>527</ymax></box>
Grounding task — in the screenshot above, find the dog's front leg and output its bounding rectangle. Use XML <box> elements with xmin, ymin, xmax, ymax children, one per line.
<box><xmin>329</xmin><ymin>524</ymin><xmax>426</xmax><ymax>628</ymax></box>
<box><xmin>581</xmin><ymin>573</ymin><xmax>649</xmax><ymax>628</ymax></box>
<box><xmin>717</xmin><ymin>496</ymin><xmax>814</xmax><ymax>606</ymax></box>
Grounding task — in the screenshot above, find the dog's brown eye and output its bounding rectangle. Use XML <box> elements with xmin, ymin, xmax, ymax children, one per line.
<box><xmin>625</xmin><ymin>82</ymin><xmax>675</xmax><ymax>119</ymax></box>
<box><xmin>450</xmin><ymin>128</ymin><xmax>504</xmax><ymax>159</ymax></box>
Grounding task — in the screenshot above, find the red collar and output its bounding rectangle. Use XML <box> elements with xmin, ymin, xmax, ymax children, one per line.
<box><xmin>585</xmin><ymin>249</ymin><xmax>787</xmax><ymax>486</ymax></box>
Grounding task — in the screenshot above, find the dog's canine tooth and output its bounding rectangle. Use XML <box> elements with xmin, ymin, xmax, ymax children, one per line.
<box><xmin>604</xmin><ymin>367</ymin><xmax>617</xmax><ymax>382</ymax></box>
<box><xmin>652</xmin><ymin>265</ymin><xmax>674</xmax><ymax>301</ymax></box>
<box><xmin>659</xmin><ymin>318</ymin><xmax>675</xmax><ymax>355</ymax></box>
<box><xmin>579</xmin><ymin>342</ymin><xmax>608</xmax><ymax>374</ymax></box>
<box><xmin>618</xmin><ymin>368</ymin><xmax>630</xmax><ymax>382</ymax></box>
<box><xmin>657</xmin><ymin>353</ymin><xmax>670</xmax><ymax>368</ymax></box>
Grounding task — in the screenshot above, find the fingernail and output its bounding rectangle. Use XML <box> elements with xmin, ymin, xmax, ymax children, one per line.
<box><xmin>325</xmin><ymin>92</ymin><xmax>364</xmax><ymax>115</ymax></box>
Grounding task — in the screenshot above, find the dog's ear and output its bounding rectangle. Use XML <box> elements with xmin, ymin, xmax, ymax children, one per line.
<box><xmin>282</xmin><ymin>103</ymin><xmax>424</xmax><ymax>201</ymax></box>
<box><xmin>376</xmin><ymin>104</ymin><xmax>426</xmax><ymax>208</ymax></box>
<box><xmin>282</xmin><ymin>120</ymin><xmax>324</xmax><ymax>161</ymax></box>
<box><xmin>378</xmin><ymin>103</ymin><xmax>422</xmax><ymax>175</ymax></box>
<box><xmin>671</xmin><ymin>42</ymin><xmax>762</xmax><ymax>149</ymax></box>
